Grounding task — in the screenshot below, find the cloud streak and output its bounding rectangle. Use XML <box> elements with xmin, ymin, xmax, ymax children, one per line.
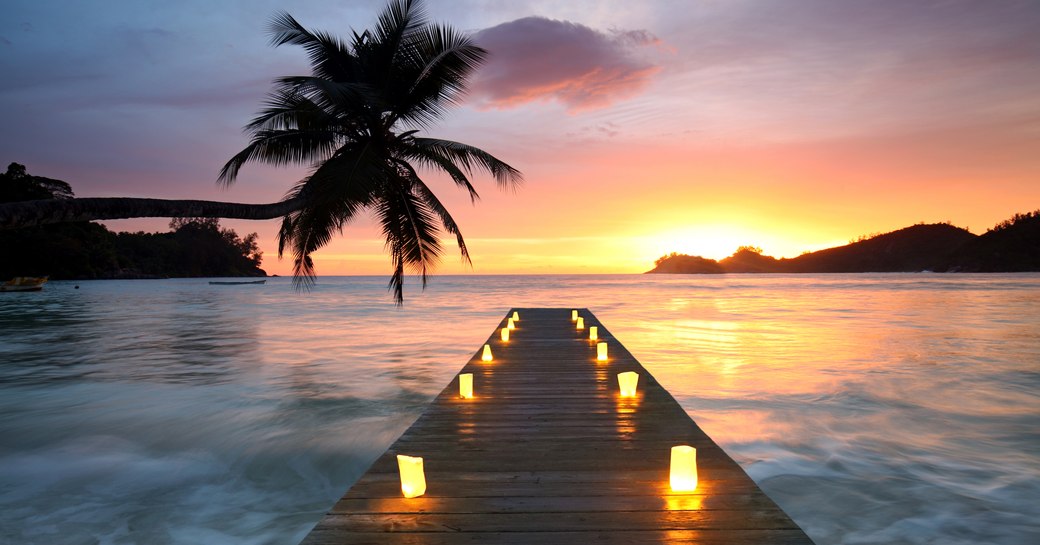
<box><xmin>470</xmin><ymin>16</ymin><xmax>662</xmax><ymax>112</ymax></box>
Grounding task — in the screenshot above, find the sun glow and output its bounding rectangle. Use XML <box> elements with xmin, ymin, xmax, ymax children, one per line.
<box><xmin>644</xmin><ymin>224</ymin><xmax>768</xmax><ymax>261</ymax></box>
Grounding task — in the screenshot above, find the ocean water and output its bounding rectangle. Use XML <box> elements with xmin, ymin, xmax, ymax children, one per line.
<box><xmin>0</xmin><ymin>274</ymin><xmax>1037</xmax><ymax>545</ymax></box>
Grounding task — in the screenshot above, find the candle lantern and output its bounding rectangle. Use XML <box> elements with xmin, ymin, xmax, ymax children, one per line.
<box><xmin>571</xmin><ymin>310</ymin><xmax>578</xmax><ymax>321</ymax></box>
<box><xmin>459</xmin><ymin>373</ymin><xmax>473</xmax><ymax>399</ymax></box>
<box><xmin>597</xmin><ymin>342</ymin><xmax>608</xmax><ymax>361</ymax></box>
<box><xmin>512</xmin><ymin>311</ymin><xmax>519</xmax><ymax>321</ymax></box>
<box><xmin>618</xmin><ymin>371</ymin><xmax>639</xmax><ymax>397</ymax></box>
<box><xmin>501</xmin><ymin>327</ymin><xmax>510</xmax><ymax>341</ymax></box>
<box><xmin>507</xmin><ymin>318</ymin><xmax>516</xmax><ymax>330</ymax></box>
<box><xmin>482</xmin><ymin>344</ymin><xmax>493</xmax><ymax>361</ymax></box>
<box><xmin>576</xmin><ymin>317</ymin><xmax>584</xmax><ymax>330</ymax></box>
<box><xmin>669</xmin><ymin>445</ymin><xmax>698</xmax><ymax>492</ymax></box>
<box><xmin>589</xmin><ymin>326</ymin><xmax>598</xmax><ymax>341</ymax></box>
<box><xmin>397</xmin><ymin>454</ymin><xmax>427</xmax><ymax>498</ymax></box>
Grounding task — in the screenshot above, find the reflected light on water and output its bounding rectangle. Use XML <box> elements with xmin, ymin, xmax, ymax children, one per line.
<box><xmin>2</xmin><ymin>274</ymin><xmax>1038</xmax><ymax>545</ymax></box>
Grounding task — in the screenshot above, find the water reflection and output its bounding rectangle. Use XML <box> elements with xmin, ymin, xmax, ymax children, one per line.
<box><xmin>1</xmin><ymin>274</ymin><xmax>1038</xmax><ymax>545</ymax></box>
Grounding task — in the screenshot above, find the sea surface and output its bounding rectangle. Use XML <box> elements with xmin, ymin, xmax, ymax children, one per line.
<box><xmin>1</xmin><ymin>274</ymin><xmax>1038</xmax><ymax>545</ymax></box>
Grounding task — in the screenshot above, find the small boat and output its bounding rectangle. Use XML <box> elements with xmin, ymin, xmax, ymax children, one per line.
<box><xmin>1</xmin><ymin>276</ymin><xmax>48</xmax><ymax>292</ymax></box>
<box><xmin>208</xmin><ymin>280</ymin><xmax>267</xmax><ymax>285</ymax></box>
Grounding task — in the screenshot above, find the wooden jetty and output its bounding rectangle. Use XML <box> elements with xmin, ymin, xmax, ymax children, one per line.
<box><xmin>301</xmin><ymin>308</ymin><xmax>813</xmax><ymax>544</ymax></box>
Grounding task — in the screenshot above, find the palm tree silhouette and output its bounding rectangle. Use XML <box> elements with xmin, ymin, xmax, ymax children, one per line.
<box><xmin>0</xmin><ymin>0</ymin><xmax>521</xmax><ymax>303</ymax></box>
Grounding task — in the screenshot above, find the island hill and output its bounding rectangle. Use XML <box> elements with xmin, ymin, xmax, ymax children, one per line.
<box><xmin>648</xmin><ymin>211</ymin><xmax>1040</xmax><ymax>274</ymax></box>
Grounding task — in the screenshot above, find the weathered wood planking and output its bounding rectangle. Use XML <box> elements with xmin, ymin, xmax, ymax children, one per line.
<box><xmin>300</xmin><ymin>308</ymin><xmax>813</xmax><ymax>545</ymax></box>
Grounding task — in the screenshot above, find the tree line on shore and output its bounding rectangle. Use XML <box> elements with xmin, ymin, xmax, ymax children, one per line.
<box><xmin>649</xmin><ymin>213</ymin><xmax>1040</xmax><ymax>274</ymax></box>
<box><xmin>0</xmin><ymin>163</ymin><xmax>264</xmax><ymax>279</ymax></box>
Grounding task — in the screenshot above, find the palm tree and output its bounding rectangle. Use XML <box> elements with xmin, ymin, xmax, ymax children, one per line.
<box><xmin>0</xmin><ymin>0</ymin><xmax>520</xmax><ymax>303</ymax></box>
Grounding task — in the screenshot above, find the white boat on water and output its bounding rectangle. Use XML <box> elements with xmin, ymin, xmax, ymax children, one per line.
<box><xmin>209</xmin><ymin>280</ymin><xmax>266</xmax><ymax>285</ymax></box>
<box><xmin>0</xmin><ymin>276</ymin><xmax>48</xmax><ymax>292</ymax></box>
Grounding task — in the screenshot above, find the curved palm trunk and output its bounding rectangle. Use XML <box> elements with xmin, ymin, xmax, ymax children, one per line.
<box><xmin>0</xmin><ymin>196</ymin><xmax>303</xmax><ymax>230</ymax></box>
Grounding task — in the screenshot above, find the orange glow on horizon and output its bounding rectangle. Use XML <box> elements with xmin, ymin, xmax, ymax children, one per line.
<box><xmin>274</xmin><ymin>225</ymin><xmax>846</xmax><ymax>276</ymax></box>
<box><xmin>99</xmin><ymin>126</ymin><xmax>1037</xmax><ymax>279</ymax></box>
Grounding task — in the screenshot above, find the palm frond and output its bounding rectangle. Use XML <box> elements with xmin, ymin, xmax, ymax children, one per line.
<box><xmin>396</xmin><ymin>159</ymin><xmax>471</xmax><ymax>264</ymax></box>
<box><xmin>393</xmin><ymin>24</ymin><xmax>487</xmax><ymax>128</ymax></box>
<box><xmin>277</xmin><ymin>212</ymin><xmax>298</xmax><ymax>258</ymax></box>
<box><xmin>270</xmin><ymin>76</ymin><xmax>380</xmax><ymax>122</ymax></box>
<box><xmin>268</xmin><ymin>11</ymin><xmax>355</xmax><ymax>82</ymax></box>
<box><xmin>220</xmin><ymin>90</ymin><xmax>343</xmax><ymax>185</ymax></box>
<box><xmin>278</xmin><ymin>145</ymin><xmax>388</xmax><ymax>289</ymax></box>
<box><xmin>244</xmin><ymin>88</ymin><xmax>327</xmax><ymax>132</ymax></box>
<box><xmin>398</xmin><ymin>144</ymin><xmax>479</xmax><ymax>202</ymax></box>
<box><xmin>218</xmin><ymin>128</ymin><xmax>339</xmax><ymax>186</ymax></box>
<box><xmin>373</xmin><ymin>0</ymin><xmax>427</xmax><ymax>55</ymax></box>
<box><xmin>411</xmin><ymin>137</ymin><xmax>523</xmax><ymax>188</ymax></box>
<box><xmin>375</xmin><ymin>173</ymin><xmax>443</xmax><ymax>304</ymax></box>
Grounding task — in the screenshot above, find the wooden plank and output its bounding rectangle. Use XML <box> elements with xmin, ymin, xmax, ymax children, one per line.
<box><xmin>301</xmin><ymin>529</ymin><xmax>814</xmax><ymax>545</ymax></box>
<box><xmin>309</xmin><ymin>510</ymin><xmax>802</xmax><ymax>532</ymax></box>
<box><xmin>332</xmin><ymin>493</ymin><xmax>783</xmax><ymax>514</ymax></box>
<box><xmin>299</xmin><ymin>308</ymin><xmax>814</xmax><ymax>544</ymax></box>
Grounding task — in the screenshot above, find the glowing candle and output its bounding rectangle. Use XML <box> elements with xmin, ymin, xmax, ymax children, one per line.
<box><xmin>507</xmin><ymin>318</ymin><xmax>516</xmax><ymax>330</ymax></box>
<box><xmin>670</xmin><ymin>445</ymin><xmax>698</xmax><ymax>492</ymax></box>
<box><xmin>482</xmin><ymin>344</ymin><xmax>493</xmax><ymax>361</ymax></box>
<box><xmin>589</xmin><ymin>326</ymin><xmax>598</xmax><ymax>341</ymax></box>
<box><xmin>571</xmin><ymin>310</ymin><xmax>578</xmax><ymax>321</ymax></box>
<box><xmin>597</xmin><ymin>342</ymin><xmax>608</xmax><ymax>361</ymax></box>
<box><xmin>576</xmin><ymin>317</ymin><xmax>584</xmax><ymax>330</ymax></box>
<box><xmin>459</xmin><ymin>373</ymin><xmax>473</xmax><ymax>399</ymax></box>
<box><xmin>501</xmin><ymin>327</ymin><xmax>510</xmax><ymax>341</ymax></box>
<box><xmin>397</xmin><ymin>454</ymin><xmax>427</xmax><ymax>498</ymax></box>
<box><xmin>512</xmin><ymin>311</ymin><xmax>519</xmax><ymax>321</ymax></box>
<box><xmin>618</xmin><ymin>371</ymin><xmax>639</xmax><ymax>397</ymax></box>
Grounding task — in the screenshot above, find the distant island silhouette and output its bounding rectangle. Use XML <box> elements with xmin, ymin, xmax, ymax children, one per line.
<box><xmin>649</xmin><ymin>211</ymin><xmax>1040</xmax><ymax>274</ymax></box>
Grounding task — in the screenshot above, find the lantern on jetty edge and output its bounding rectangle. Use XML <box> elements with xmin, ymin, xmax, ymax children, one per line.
<box><xmin>589</xmin><ymin>326</ymin><xmax>598</xmax><ymax>341</ymax></box>
<box><xmin>669</xmin><ymin>445</ymin><xmax>698</xmax><ymax>492</ymax></box>
<box><xmin>397</xmin><ymin>454</ymin><xmax>427</xmax><ymax>498</ymax></box>
<box><xmin>597</xmin><ymin>342</ymin><xmax>608</xmax><ymax>361</ymax></box>
<box><xmin>571</xmin><ymin>309</ymin><xmax>578</xmax><ymax>321</ymax></box>
<box><xmin>482</xmin><ymin>344</ymin><xmax>493</xmax><ymax>361</ymax></box>
<box><xmin>501</xmin><ymin>327</ymin><xmax>510</xmax><ymax>341</ymax></box>
<box><xmin>459</xmin><ymin>373</ymin><xmax>473</xmax><ymax>399</ymax></box>
<box><xmin>512</xmin><ymin>311</ymin><xmax>519</xmax><ymax>321</ymax></box>
<box><xmin>618</xmin><ymin>371</ymin><xmax>639</xmax><ymax>397</ymax></box>
<box><xmin>507</xmin><ymin>318</ymin><xmax>516</xmax><ymax>330</ymax></box>
<box><xmin>576</xmin><ymin>317</ymin><xmax>585</xmax><ymax>330</ymax></box>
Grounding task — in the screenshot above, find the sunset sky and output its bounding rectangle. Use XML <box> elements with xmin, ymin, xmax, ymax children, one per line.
<box><xmin>2</xmin><ymin>0</ymin><xmax>1038</xmax><ymax>275</ymax></box>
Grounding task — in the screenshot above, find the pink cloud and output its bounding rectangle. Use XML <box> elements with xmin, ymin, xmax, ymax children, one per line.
<box><xmin>471</xmin><ymin>17</ymin><xmax>662</xmax><ymax>112</ymax></box>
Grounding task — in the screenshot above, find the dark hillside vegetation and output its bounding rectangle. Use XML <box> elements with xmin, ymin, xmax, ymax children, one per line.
<box><xmin>0</xmin><ymin>163</ymin><xmax>265</xmax><ymax>279</ymax></box>
<box><xmin>649</xmin><ymin>212</ymin><xmax>1040</xmax><ymax>274</ymax></box>
<box><xmin>782</xmin><ymin>223</ymin><xmax>976</xmax><ymax>273</ymax></box>
<box><xmin>949</xmin><ymin>211</ymin><xmax>1040</xmax><ymax>272</ymax></box>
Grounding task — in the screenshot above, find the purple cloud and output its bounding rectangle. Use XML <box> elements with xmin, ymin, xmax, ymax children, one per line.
<box><xmin>470</xmin><ymin>16</ymin><xmax>662</xmax><ymax>112</ymax></box>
